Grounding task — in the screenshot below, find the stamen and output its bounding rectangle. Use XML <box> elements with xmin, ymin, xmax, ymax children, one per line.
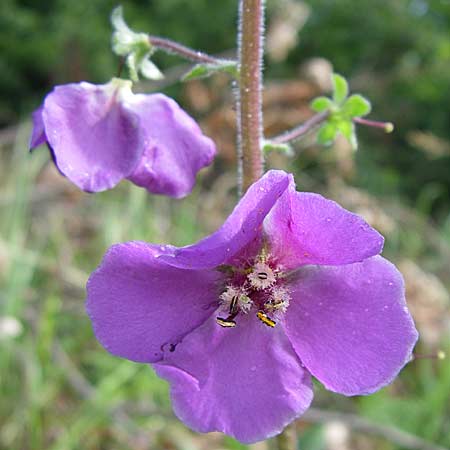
<box><xmin>257</xmin><ymin>310</ymin><xmax>276</xmax><ymax>328</ymax></box>
<box><xmin>248</xmin><ymin>262</ymin><xmax>276</xmax><ymax>290</ymax></box>
<box><xmin>238</xmin><ymin>294</ymin><xmax>253</xmax><ymax>313</ymax></box>
<box><xmin>216</xmin><ymin>317</ymin><xmax>237</xmax><ymax>328</ymax></box>
<box><xmin>265</xmin><ymin>286</ymin><xmax>291</xmax><ymax>314</ymax></box>
<box><xmin>229</xmin><ymin>294</ymin><xmax>239</xmax><ymax>314</ymax></box>
<box><xmin>220</xmin><ymin>285</ymin><xmax>253</xmax><ymax>315</ymax></box>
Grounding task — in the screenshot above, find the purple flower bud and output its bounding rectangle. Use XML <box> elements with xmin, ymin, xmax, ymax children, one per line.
<box><xmin>86</xmin><ymin>170</ymin><xmax>418</xmax><ymax>443</ymax></box>
<box><xmin>30</xmin><ymin>79</ymin><xmax>216</xmax><ymax>197</ymax></box>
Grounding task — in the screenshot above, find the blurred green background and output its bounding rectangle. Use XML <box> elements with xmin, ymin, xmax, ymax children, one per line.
<box><xmin>1</xmin><ymin>0</ymin><xmax>449</xmax><ymax>449</ymax></box>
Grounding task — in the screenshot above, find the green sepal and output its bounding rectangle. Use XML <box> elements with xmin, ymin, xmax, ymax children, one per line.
<box><xmin>337</xmin><ymin>120</ymin><xmax>358</xmax><ymax>150</ymax></box>
<box><xmin>342</xmin><ymin>94</ymin><xmax>372</xmax><ymax>118</ymax></box>
<box><xmin>317</xmin><ymin>122</ymin><xmax>338</xmax><ymax>146</ymax></box>
<box><xmin>332</xmin><ymin>73</ymin><xmax>349</xmax><ymax>104</ymax></box>
<box><xmin>310</xmin><ymin>96</ymin><xmax>333</xmax><ymax>113</ymax></box>
<box><xmin>111</xmin><ymin>6</ymin><xmax>162</xmax><ymax>81</ymax></box>
<box><xmin>182</xmin><ymin>60</ymin><xmax>238</xmax><ymax>81</ymax></box>
<box><xmin>111</xmin><ymin>6</ymin><xmax>151</xmax><ymax>56</ymax></box>
<box><xmin>262</xmin><ymin>141</ymin><xmax>293</xmax><ymax>155</ymax></box>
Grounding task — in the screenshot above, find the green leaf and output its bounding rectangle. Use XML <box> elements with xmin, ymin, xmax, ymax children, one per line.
<box><xmin>332</xmin><ymin>73</ymin><xmax>349</xmax><ymax>104</ymax></box>
<box><xmin>310</xmin><ymin>96</ymin><xmax>333</xmax><ymax>112</ymax></box>
<box><xmin>337</xmin><ymin>120</ymin><xmax>358</xmax><ymax>149</ymax></box>
<box><xmin>140</xmin><ymin>58</ymin><xmax>164</xmax><ymax>80</ymax></box>
<box><xmin>342</xmin><ymin>94</ymin><xmax>372</xmax><ymax>118</ymax></box>
<box><xmin>262</xmin><ymin>141</ymin><xmax>293</xmax><ymax>155</ymax></box>
<box><xmin>182</xmin><ymin>60</ymin><xmax>238</xmax><ymax>81</ymax></box>
<box><xmin>317</xmin><ymin>122</ymin><xmax>338</xmax><ymax>145</ymax></box>
<box><xmin>182</xmin><ymin>64</ymin><xmax>209</xmax><ymax>80</ymax></box>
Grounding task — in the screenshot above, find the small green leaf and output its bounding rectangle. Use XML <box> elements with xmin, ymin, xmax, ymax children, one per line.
<box><xmin>182</xmin><ymin>61</ymin><xmax>238</xmax><ymax>81</ymax></box>
<box><xmin>342</xmin><ymin>94</ymin><xmax>372</xmax><ymax>118</ymax></box>
<box><xmin>310</xmin><ymin>96</ymin><xmax>333</xmax><ymax>113</ymax></box>
<box><xmin>332</xmin><ymin>73</ymin><xmax>349</xmax><ymax>104</ymax></box>
<box><xmin>337</xmin><ymin>120</ymin><xmax>352</xmax><ymax>139</ymax></box>
<box><xmin>317</xmin><ymin>122</ymin><xmax>338</xmax><ymax>145</ymax></box>
<box><xmin>337</xmin><ymin>120</ymin><xmax>358</xmax><ymax>149</ymax></box>
<box><xmin>262</xmin><ymin>141</ymin><xmax>293</xmax><ymax>155</ymax></box>
<box><xmin>140</xmin><ymin>58</ymin><xmax>164</xmax><ymax>80</ymax></box>
<box><xmin>183</xmin><ymin>64</ymin><xmax>208</xmax><ymax>80</ymax></box>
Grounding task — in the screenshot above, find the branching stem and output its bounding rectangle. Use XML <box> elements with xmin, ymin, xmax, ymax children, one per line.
<box><xmin>148</xmin><ymin>35</ymin><xmax>224</xmax><ymax>64</ymax></box>
<box><xmin>271</xmin><ymin>112</ymin><xmax>329</xmax><ymax>144</ymax></box>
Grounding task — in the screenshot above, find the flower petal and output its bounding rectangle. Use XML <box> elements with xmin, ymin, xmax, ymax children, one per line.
<box><xmin>265</xmin><ymin>179</ymin><xmax>384</xmax><ymax>268</ymax></box>
<box><xmin>42</xmin><ymin>81</ymin><xmax>144</xmax><ymax>192</ymax></box>
<box><xmin>29</xmin><ymin>106</ymin><xmax>47</xmax><ymax>149</ymax></box>
<box><xmin>159</xmin><ymin>170</ymin><xmax>290</xmax><ymax>270</ymax></box>
<box><xmin>127</xmin><ymin>94</ymin><xmax>216</xmax><ymax>198</ymax></box>
<box><xmin>154</xmin><ymin>313</ymin><xmax>313</xmax><ymax>444</ymax></box>
<box><xmin>284</xmin><ymin>256</ymin><xmax>418</xmax><ymax>395</ymax></box>
<box><xmin>86</xmin><ymin>241</ymin><xmax>222</xmax><ymax>363</ymax></box>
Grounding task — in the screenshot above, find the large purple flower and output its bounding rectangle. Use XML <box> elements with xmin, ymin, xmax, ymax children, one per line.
<box><xmin>86</xmin><ymin>170</ymin><xmax>418</xmax><ymax>443</ymax></box>
<box><xmin>30</xmin><ymin>78</ymin><xmax>216</xmax><ymax>197</ymax></box>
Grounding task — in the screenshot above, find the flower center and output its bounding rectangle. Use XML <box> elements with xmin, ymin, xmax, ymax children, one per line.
<box><xmin>216</xmin><ymin>254</ymin><xmax>291</xmax><ymax>329</ymax></box>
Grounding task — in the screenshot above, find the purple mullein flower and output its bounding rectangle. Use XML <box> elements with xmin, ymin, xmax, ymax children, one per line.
<box><xmin>30</xmin><ymin>78</ymin><xmax>215</xmax><ymax>197</ymax></box>
<box><xmin>86</xmin><ymin>170</ymin><xmax>418</xmax><ymax>443</ymax></box>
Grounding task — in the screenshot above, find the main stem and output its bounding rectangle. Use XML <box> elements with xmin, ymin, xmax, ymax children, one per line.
<box><xmin>237</xmin><ymin>2</ymin><xmax>295</xmax><ymax>448</ymax></box>
<box><xmin>237</xmin><ymin>0</ymin><xmax>264</xmax><ymax>194</ymax></box>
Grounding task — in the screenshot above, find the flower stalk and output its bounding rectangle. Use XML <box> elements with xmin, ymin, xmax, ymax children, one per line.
<box><xmin>237</xmin><ymin>0</ymin><xmax>265</xmax><ymax>194</ymax></box>
<box><xmin>148</xmin><ymin>35</ymin><xmax>222</xmax><ymax>64</ymax></box>
<box><xmin>271</xmin><ymin>111</ymin><xmax>330</xmax><ymax>144</ymax></box>
<box><xmin>354</xmin><ymin>117</ymin><xmax>394</xmax><ymax>133</ymax></box>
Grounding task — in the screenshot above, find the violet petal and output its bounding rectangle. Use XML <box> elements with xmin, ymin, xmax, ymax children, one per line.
<box><xmin>265</xmin><ymin>178</ymin><xmax>384</xmax><ymax>268</ymax></box>
<box><xmin>42</xmin><ymin>81</ymin><xmax>144</xmax><ymax>192</ymax></box>
<box><xmin>29</xmin><ymin>106</ymin><xmax>47</xmax><ymax>150</ymax></box>
<box><xmin>284</xmin><ymin>256</ymin><xmax>418</xmax><ymax>395</ymax></box>
<box><xmin>86</xmin><ymin>241</ymin><xmax>221</xmax><ymax>363</ymax></box>
<box><xmin>154</xmin><ymin>313</ymin><xmax>313</xmax><ymax>444</ymax></box>
<box><xmin>127</xmin><ymin>94</ymin><xmax>216</xmax><ymax>198</ymax></box>
<box><xmin>159</xmin><ymin>169</ymin><xmax>290</xmax><ymax>270</ymax></box>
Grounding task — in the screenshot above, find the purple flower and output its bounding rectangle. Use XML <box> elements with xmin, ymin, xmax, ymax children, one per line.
<box><xmin>86</xmin><ymin>170</ymin><xmax>418</xmax><ymax>443</ymax></box>
<box><xmin>30</xmin><ymin>78</ymin><xmax>216</xmax><ymax>197</ymax></box>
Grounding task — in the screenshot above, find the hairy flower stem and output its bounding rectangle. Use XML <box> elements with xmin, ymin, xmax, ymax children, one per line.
<box><xmin>236</xmin><ymin>0</ymin><xmax>265</xmax><ymax>194</ymax></box>
<box><xmin>148</xmin><ymin>36</ymin><xmax>224</xmax><ymax>64</ymax></box>
<box><xmin>271</xmin><ymin>111</ymin><xmax>329</xmax><ymax>144</ymax></box>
